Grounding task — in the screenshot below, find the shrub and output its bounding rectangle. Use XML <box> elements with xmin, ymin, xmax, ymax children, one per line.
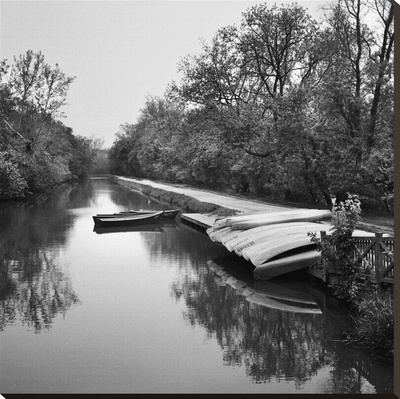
<box><xmin>349</xmin><ymin>290</ymin><xmax>394</xmax><ymax>357</ymax></box>
<box><xmin>309</xmin><ymin>193</ymin><xmax>376</xmax><ymax>302</ymax></box>
<box><xmin>310</xmin><ymin>193</ymin><xmax>394</xmax><ymax>356</ymax></box>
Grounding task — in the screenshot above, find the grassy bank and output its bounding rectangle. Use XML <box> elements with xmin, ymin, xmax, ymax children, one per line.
<box><xmin>115</xmin><ymin>177</ymin><xmax>237</xmax><ymax>217</ymax></box>
<box><xmin>347</xmin><ymin>289</ymin><xmax>394</xmax><ymax>359</ymax></box>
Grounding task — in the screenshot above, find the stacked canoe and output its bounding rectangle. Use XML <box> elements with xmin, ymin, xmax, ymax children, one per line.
<box><xmin>207</xmin><ymin>209</ymin><xmax>333</xmax><ymax>280</ymax></box>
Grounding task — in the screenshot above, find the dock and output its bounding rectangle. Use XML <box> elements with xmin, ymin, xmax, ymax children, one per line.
<box><xmin>181</xmin><ymin>213</ymin><xmax>215</xmax><ymax>230</ymax></box>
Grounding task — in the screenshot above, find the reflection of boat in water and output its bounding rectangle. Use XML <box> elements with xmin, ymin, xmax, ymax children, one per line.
<box><xmin>93</xmin><ymin>220</ymin><xmax>179</xmax><ymax>234</ymax></box>
<box><xmin>207</xmin><ymin>259</ymin><xmax>322</xmax><ymax>314</ymax></box>
<box><xmin>246</xmin><ymin>292</ymin><xmax>321</xmax><ymax>314</ymax></box>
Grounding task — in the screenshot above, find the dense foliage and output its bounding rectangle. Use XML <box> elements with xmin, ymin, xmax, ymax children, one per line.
<box><xmin>309</xmin><ymin>194</ymin><xmax>393</xmax><ymax>356</ymax></box>
<box><xmin>109</xmin><ymin>0</ymin><xmax>393</xmax><ymax>214</ymax></box>
<box><xmin>0</xmin><ymin>51</ymin><xmax>100</xmax><ymax>200</ymax></box>
<box><xmin>309</xmin><ymin>194</ymin><xmax>376</xmax><ymax>302</ymax></box>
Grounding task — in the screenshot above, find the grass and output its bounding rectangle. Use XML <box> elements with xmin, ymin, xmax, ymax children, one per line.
<box><xmin>117</xmin><ymin>178</ymin><xmax>238</xmax><ymax>216</ymax></box>
<box><xmin>348</xmin><ymin>289</ymin><xmax>394</xmax><ymax>358</ymax></box>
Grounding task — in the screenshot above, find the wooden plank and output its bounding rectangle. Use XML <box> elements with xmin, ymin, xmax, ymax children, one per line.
<box><xmin>181</xmin><ymin>213</ymin><xmax>215</xmax><ymax>229</ymax></box>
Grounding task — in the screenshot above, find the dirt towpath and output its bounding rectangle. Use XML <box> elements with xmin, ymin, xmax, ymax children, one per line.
<box><xmin>116</xmin><ymin>176</ymin><xmax>304</xmax><ymax>214</ymax></box>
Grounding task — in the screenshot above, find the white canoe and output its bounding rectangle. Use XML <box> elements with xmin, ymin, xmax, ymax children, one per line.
<box><xmin>216</xmin><ymin>227</ymin><xmax>248</xmax><ymax>244</ymax></box>
<box><xmin>214</xmin><ymin>228</ymin><xmax>246</xmax><ymax>244</ymax></box>
<box><xmin>230</xmin><ymin>209</ymin><xmax>332</xmax><ymax>230</ymax></box>
<box><xmin>207</xmin><ymin>226</ymin><xmax>232</xmax><ymax>242</ymax></box>
<box><xmin>219</xmin><ymin>229</ymin><xmax>252</xmax><ymax>246</ymax></box>
<box><xmin>241</xmin><ymin>229</ymin><xmax>318</xmax><ymax>262</ymax></box>
<box><xmin>253</xmin><ymin>249</ymin><xmax>322</xmax><ymax>280</ymax></box>
<box><xmin>246</xmin><ymin>236</ymin><xmax>319</xmax><ymax>266</ymax></box>
<box><xmin>212</xmin><ymin>209</ymin><xmax>309</xmax><ymax>231</ymax></box>
<box><xmin>242</xmin><ymin>228</ymin><xmax>388</xmax><ymax>262</ymax></box>
<box><xmin>228</xmin><ymin>222</ymin><xmax>329</xmax><ymax>253</ymax></box>
<box><xmin>221</xmin><ymin>222</ymin><xmax>309</xmax><ymax>249</ymax></box>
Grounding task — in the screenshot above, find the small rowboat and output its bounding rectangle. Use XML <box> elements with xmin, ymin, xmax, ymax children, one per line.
<box><xmin>93</xmin><ymin>211</ymin><xmax>165</xmax><ymax>227</ymax></box>
<box><xmin>96</xmin><ymin>209</ymin><xmax>180</xmax><ymax>220</ymax></box>
<box><xmin>129</xmin><ymin>209</ymin><xmax>180</xmax><ymax>219</ymax></box>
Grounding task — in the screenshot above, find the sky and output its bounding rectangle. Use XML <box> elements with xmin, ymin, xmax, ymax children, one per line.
<box><xmin>1</xmin><ymin>0</ymin><xmax>329</xmax><ymax>148</ymax></box>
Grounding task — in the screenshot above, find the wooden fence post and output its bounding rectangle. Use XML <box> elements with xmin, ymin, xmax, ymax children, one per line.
<box><xmin>320</xmin><ymin>231</ymin><xmax>327</xmax><ymax>281</ymax></box>
<box><xmin>375</xmin><ymin>232</ymin><xmax>383</xmax><ymax>283</ymax></box>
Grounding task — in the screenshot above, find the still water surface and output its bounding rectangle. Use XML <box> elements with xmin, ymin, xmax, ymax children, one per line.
<box><xmin>0</xmin><ymin>177</ymin><xmax>393</xmax><ymax>393</ymax></box>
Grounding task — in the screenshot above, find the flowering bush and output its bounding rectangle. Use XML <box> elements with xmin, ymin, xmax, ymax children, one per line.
<box><xmin>309</xmin><ymin>193</ymin><xmax>375</xmax><ymax>302</ymax></box>
<box><xmin>331</xmin><ymin>193</ymin><xmax>361</xmax><ymax>232</ymax></box>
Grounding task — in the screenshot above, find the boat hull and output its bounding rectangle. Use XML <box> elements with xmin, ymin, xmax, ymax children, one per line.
<box><xmin>96</xmin><ymin>209</ymin><xmax>180</xmax><ymax>220</ymax></box>
<box><xmin>230</xmin><ymin>210</ymin><xmax>332</xmax><ymax>230</ymax></box>
<box><xmin>247</xmin><ymin>236</ymin><xmax>318</xmax><ymax>266</ymax></box>
<box><xmin>93</xmin><ymin>211</ymin><xmax>164</xmax><ymax>227</ymax></box>
<box><xmin>227</xmin><ymin>222</ymin><xmax>329</xmax><ymax>253</ymax></box>
<box><xmin>253</xmin><ymin>249</ymin><xmax>321</xmax><ymax>280</ymax></box>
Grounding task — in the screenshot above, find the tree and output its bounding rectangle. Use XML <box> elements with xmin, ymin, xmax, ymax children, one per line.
<box><xmin>109</xmin><ymin>0</ymin><xmax>393</xmax><ymax>212</ymax></box>
<box><xmin>1</xmin><ymin>52</ymin><xmax>101</xmax><ymax>197</ymax></box>
<box><xmin>315</xmin><ymin>0</ymin><xmax>394</xmax><ymax>210</ymax></box>
<box><xmin>9</xmin><ymin>50</ymin><xmax>75</xmax><ymax>119</ymax></box>
<box><xmin>68</xmin><ymin>134</ymin><xmax>102</xmax><ymax>180</ymax></box>
<box><xmin>175</xmin><ymin>4</ymin><xmax>322</xmax><ymax>163</ymax></box>
<box><xmin>108</xmin><ymin>125</ymin><xmax>140</xmax><ymax>176</ymax></box>
<box><xmin>2</xmin><ymin>50</ymin><xmax>75</xmax><ymax>154</ymax></box>
<box><xmin>366</xmin><ymin>0</ymin><xmax>394</xmax><ymax>149</ymax></box>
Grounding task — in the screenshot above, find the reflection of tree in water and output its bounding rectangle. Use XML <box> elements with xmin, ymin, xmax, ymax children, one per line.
<box><xmin>142</xmin><ymin>223</ymin><xmax>329</xmax><ymax>385</ymax></box>
<box><xmin>0</xmin><ymin>249</ymin><xmax>80</xmax><ymax>333</ymax></box>
<box><xmin>168</xmin><ymin>251</ymin><xmax>393</xmax><ymax>392</ymax></box>
<box><xmin>171</xmin><ymin>268</ymin><xmax>328</xmax><ymax>386</ymax></box>
<box><xmin>322</xmin><ymin>340</ymin><xmax>394</xmax><ymax>394</ymax></box>
<box><xmin>81</xmin><ymin>180</ymin><xmax>392</xmax><ymax>393</ymax></box>
<box><xmin>143</xmin><ymin>223</ymin><xmax>227</xmax><ymax>270</ymax></box>
<box><xmin>0</xmin><ymin>185</ymin><xmax>81</xmax><ymax>333</ymax></box>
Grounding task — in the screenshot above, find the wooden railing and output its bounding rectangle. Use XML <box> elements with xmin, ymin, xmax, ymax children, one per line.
<box><xmin>320</xmin><ymin>232</ymin><xmax>394</xmax><ymax>284</ymax></box>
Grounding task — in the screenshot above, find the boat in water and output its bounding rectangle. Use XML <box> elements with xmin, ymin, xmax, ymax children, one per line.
<box><xmin>93</xmin><ymin>209</ymin><xmax>180</xmax><ymax>227</ymax></box>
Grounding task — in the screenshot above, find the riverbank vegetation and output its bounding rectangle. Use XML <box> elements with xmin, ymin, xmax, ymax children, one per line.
<box><xmin>116</xmin><ymin>177</ymin><xmax>237</xmax><ymax>216</ymax></box>
<box><xmin>109</xmin><ymin>0</ymin><xmax>393</xmax><ymax>216</ymax></box>
<box><xmin>0</xmin><ymin>51</ymin><xmax>100</xmax><ymax>201</ymax></box>
<box><xmin>310</xmin><ymin>195</ymin><xmax>394</xmax><ymax>359</ymax></box>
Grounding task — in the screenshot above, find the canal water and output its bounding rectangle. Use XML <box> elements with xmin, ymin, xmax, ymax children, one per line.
<box><xmin>0</xmin><ymin>177</ymin><xmax>393</xmax><ymax>394</ymax></box>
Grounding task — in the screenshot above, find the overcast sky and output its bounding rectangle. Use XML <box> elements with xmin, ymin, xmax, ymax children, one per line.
<box><xmin>1</xmin><ymin>0</ymin><xmax>328</xmax><ymax>148</ymax></box>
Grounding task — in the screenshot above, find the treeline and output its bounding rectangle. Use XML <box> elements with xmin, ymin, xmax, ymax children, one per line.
<box><xmin>0</xmin><ymin>50</ymin><xmax>101</xmax><ymax>201</ymax></box>
<box><xmin>109</xmin><ymin>0</ymin><xmax>394</xmax><ymax>213</ymax></box>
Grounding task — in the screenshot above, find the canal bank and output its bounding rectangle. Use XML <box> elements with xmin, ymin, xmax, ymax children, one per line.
<box><xmin>112</xmin><ymin>175</ymin><xmax>331</xmax><ymax>281</ymax></box>
<box><xmin>111</xmin><ymin>175</ymin><xmax>394</xmax><ymax>361</ymax></box>
<box><xmin>111</xmin><ymin>175</ymin><xmax>394</xmax><ymax>283</ymax></box>
<box><xmin>113</xmin><ymin>175</ymin><xmax>315</xmax><ymax>229</ymax></box>
<box><xmin>112</xmin><ymin>175</ymin><xmax>394</xmax><ymax>234</ymax></box>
